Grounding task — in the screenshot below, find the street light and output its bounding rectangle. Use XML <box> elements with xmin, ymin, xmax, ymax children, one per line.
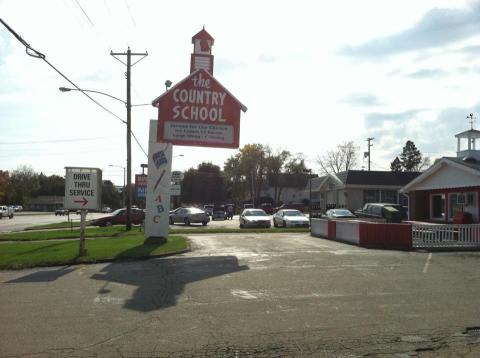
<box><xmin>59</xmin><ymin>86</ymin><xmax>152</xmax><ymax>231</ymax></box>
<box><xmin>59</xmin><ymin>87</ymin><xmax>151</xmax><ymax>107</ymax></box>
<box><xmin>109</xmin><ymin>164</ymin><xmax>126</xmax><ymax>206</ymax></box>
<box><xmin>304</xmin><ymin>169</ymin><xmax>313</xmax><ymax>222</ymax></box>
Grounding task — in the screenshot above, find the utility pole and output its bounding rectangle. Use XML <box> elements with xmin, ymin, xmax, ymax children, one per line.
<box><xmin>111</xmin><ymin>48</ymin><xmax>148</xmax><ymax>230</ymax></box>
<box><xmin>366</xmin><ymin>137</ymin><xmax>374</xmax><ymax>171</ymax></box>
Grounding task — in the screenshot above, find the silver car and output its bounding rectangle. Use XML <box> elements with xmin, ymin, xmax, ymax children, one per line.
<box><xmin>169</xmin><ymin>207</ymin><xmax>210</xmax><ymax>226</ymax></box>
<box><xmin>239</xmin><ymin>209</ymin><xmax>271</xmax><ymax>228</ymax></box>
<box><xmin>272</xmin><ymin>209</ymin><xmax>309</xmax><ymax>228</ymax></box>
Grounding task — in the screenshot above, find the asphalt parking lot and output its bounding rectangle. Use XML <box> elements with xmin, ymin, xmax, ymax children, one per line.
<box><xmin>1</xmin><ymin>232</ymin><xmax>479</xmax><ymax>357</ymax></box>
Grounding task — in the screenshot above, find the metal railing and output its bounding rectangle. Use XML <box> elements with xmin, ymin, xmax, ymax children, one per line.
<box><xmin>412</xmin><ymin>224</ymin><xmax>480</xmax><ymax>248</ymax></box>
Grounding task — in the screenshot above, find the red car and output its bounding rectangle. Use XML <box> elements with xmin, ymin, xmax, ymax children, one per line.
<box><xmin>91</xmin><ymin>208</ymin><xmax>145</xmax><ymax>227</ymax></box>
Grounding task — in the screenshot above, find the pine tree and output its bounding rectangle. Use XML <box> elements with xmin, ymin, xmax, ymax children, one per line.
<box><xmin>390</xmin><ymin>157</ymin><xmax>402</xmax><ymax>171</ymax></box>
<box><xmin>400</xmin><ymin>141</ymin><xmax>422</xmax><ymax>172</ymax></box>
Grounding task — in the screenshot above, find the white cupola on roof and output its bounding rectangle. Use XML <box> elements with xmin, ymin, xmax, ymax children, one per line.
<box><xmin>455</xmin><ymin>113</ymin><xmax>480</xmax><ymax>161</ymax></box>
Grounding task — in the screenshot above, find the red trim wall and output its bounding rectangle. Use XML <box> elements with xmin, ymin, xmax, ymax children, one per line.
<box><xmin>359</xmin><ymin>222</ymin><xmax>412</xmax><ymax>250</ymax></box>
<box><xmin>415</xmin><ymin>186</ymin><xmax>480</xmax><ymax>223</ymax></box>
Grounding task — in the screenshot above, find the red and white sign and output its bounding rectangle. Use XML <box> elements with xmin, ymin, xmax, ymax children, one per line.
<box><xmin>152</xmin><ymin>69</ymin><xmax>247</xmax><ymax>149</ymax></box>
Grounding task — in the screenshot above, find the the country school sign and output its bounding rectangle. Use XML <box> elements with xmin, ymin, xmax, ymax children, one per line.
<box><xmin>152</xmin><ymin>69</ymin><xmax>247</xmax><ymax>149</ymax></box>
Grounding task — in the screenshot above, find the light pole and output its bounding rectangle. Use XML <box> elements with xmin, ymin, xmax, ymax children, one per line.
<box><xmin>109</xmin><ymin>164</ymin><xmax>126</xmax><ymax>206</ymax></box>
<box><xmin>304</xmin><ymin>169</ymin><xmax>312</xmax><ymax>221</ymax></box>
<box><xmin>59</xmin><ymin>86</ymin><xmax>150</xmax><ymax>231</ymax></box>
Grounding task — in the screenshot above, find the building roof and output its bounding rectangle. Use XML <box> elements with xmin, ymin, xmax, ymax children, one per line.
<box><xmin>335</xmin><ymin>170</ymin><xmax>422</xmax><ymax>186</ymax></box>
<box><xmin>400</xmin><ymin>156</ymin><xmax>480</xmax><ymax>193</ymax></box>
<box><xmin>444</xmin><ymin>157</ymin><xmax>480</xmax><ymax>172</ymax></box>
<box><xmin>454</xmin><ymin>128</ymin><xmax>480</xmax><ymax>139</ymax></box>
<box><xmin>191</xmin><ymin>28</ymin><xmax>214</xmax><ymax>43</ymax></box>
<box><xmin>30</xmin><ymin>196</ymin><xmax>64</xmax><ymax>204</ymax></box>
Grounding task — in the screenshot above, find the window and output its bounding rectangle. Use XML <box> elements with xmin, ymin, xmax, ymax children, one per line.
<box><xmin>449</xmin><ymin>193</ymin><xmax>464</xmax><ymax>219</ymax></box>
<box><xmin>466</xmin><ymin>192</ymin><xmax>475</xmax><ymax>206</ymax></box>
<box><xmin>364</xmin><ymin>190</ymin><xmax>379</xmax><ymax>204</ymax></box>
<box><xmin>430</xmin><ymin>194</ymin><xmax>445</xmax><ymax>220</ymax></box>
<box><xmin>381</xmin><ymin>190</ymin><xmax>397</xmax><ymax>204</ymax></box>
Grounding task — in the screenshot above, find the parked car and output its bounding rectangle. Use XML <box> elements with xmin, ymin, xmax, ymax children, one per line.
<box><xmin>259</xmin><ymin>203</ymin><xmax>274</xmax><ymax>214</ymax></box>
<box><xmin>354</xmin><ymin>203</ymin><xmax>406</xmax><ymax>223</ymax></box>
<box><xmin>212</xmin><ymin>205</ymin><xmax>226</xmax><ymax>220</ymax></box>
<box><xmin>273</xmin><ymin>209</ymin><xmax>310</xmax><ymax>228</ymax></box>
<box><xmin>243</xmin><ymin>203</ymin><xmax>254</xmax><ymax>210</ymax></box>
<box><xmin>0</xmin><ymin>205</ymin><xmax>14</xmax><ymax>219</ymax></box>
<box><xmin>203</xmin><ymin>204</ymin><xmax>214</xmax><ymax>216</ymax></box>
<box><xmin>273</xmin><ymin>203</ymin><xmax>305</xmax><ymax>213</ymax></box>
<box><xmin>13</xmin><ymin>205</ymin><xmax>23</xmax><ymax>212</ymax></box>
<box><xmin>101</xmin><ymin>206</ymin><xmax>111</xmax><ymax>213</ymax></box>
<box><xmin>55</xmin><ymin>208</ymin><xmax>69</xmax><ymax>216</ymax></box>
<box><xmin>325</xmin><ymin>209</ymin><xmax>356</xmax><ymax>219</ymax></box>
<box><xmin>90</xmin><ymin>208</ymin><xmax>145</xmax><ymax>226</ymax></box>
<box><xmin>239</xmin><ymin>208</ymin><xmax>271</xmax><ymax>228</ymax></box>
<box><xmin>169</xmin><ymin>207</ymin><xmax>210</xmax><ymax>226</ymax></box>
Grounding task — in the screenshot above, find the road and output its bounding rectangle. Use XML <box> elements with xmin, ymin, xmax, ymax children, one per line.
<box><xmin>0</xmin><ymin>212</ymin><xmax>106</xmax><ymax>232</ymax></box>
<box><xmin>0</xmin><ymin>212</ymin><xmax>241</xmax><ymax>233</ymax></box>
<box><xmin>1</xmin><ymin>233</ymin><xmax>479</xmax><ymax>357</ymax></box>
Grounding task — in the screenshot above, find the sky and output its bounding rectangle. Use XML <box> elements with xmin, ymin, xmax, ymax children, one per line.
<box><xmin>1</xmin><ymin>0</ymin><xmax>480</xmax><ymax>185</ymax></box>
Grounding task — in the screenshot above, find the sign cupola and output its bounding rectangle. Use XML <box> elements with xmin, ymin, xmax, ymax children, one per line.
<box><xmin>190</xmin><ymin>26</ymin><xmax>214</xmax><ymax>74</ymax></box>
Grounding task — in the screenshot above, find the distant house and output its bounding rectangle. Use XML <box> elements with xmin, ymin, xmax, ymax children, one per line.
<box><xmin>311</xmin><ymin>170</ymin><xmax>421</xmax><ymax>212</ymax></box>
<box><xmin>29</xmin><ymin>196</ymin><xmax>64</xmax><ymax>212</ymax></box>
<box><xmin>401</xmin><ymin>128</ymin><xmax>480</xmax><ymax>223</ymax></box>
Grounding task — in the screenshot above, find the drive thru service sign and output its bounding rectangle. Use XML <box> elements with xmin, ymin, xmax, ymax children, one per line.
<box><xmin>153</xmin><ymin>69</ymin><xmax>247</xmax><ymax>149</ymax></box>
<box><xmin>64</xmin><ymin>167</ymin><xmax>102</xmax><ymax>211</ymax></box>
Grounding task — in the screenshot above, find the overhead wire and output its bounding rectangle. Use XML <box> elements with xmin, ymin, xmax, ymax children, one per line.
<box><xmin>0</xmin><ymin>17</ymin><xmax>149</xmax><ymax>158</ymax></box>
<box><xmin>74</xmin><ymin>0</ymin><xmax>96</xmax><ymax>28</ymax></box>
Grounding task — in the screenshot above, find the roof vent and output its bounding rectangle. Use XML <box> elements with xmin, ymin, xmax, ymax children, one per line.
<box><xmin>462</xmin><ymin>156</ymin><xmax>477</xmax><ymax>163</ymax></box>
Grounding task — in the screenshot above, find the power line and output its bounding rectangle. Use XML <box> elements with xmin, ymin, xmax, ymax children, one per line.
<box><xmin>131</xmin><ymin>131</ymin><xmax>147</xmax><ymax>157</ymax></box>
<box><xmin>124</xmin><ymin>0</ymin><xmax>136</xmax><ymax>26</ymax></box>
<box><xmin>0</xmin><ymin>136</ymin><xmax>117</xmax><ymax>145</ymax></box>
<box><xmin>0</xmin><ymin>17</ymin><xmax>151</xmax><ymax>159</ymax></box>
<box><xmin>74</xmin><ymin>0</ymin><xmax>96</xmax><ymax>28</ymax></box>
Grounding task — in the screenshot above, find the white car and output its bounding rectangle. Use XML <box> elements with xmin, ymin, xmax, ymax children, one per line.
<box><xmin>0</xmin><ymin>205</ymin><xmax>14</xmax><ymax>219</ymax></box>
<box><xmin>273</xmin><ymin>209</ymin><xmax>309</xmax><ymax>228</ymax></box>
<box><xmin>239</xmin><ymin>209</ymin><xmax>271</xmax><ymax>228</ymax></box>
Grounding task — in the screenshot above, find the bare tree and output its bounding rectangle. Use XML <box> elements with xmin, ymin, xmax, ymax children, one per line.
<box><xmin>316</xmin><ymin>141</ymin><xmax>359</xmax><ymax>175</ymax></box>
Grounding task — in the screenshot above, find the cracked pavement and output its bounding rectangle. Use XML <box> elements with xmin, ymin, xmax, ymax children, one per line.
<box><xmin>1</xmin><ymin>233</ymin><xmax>480</xmax><ymax>357</ymax></box>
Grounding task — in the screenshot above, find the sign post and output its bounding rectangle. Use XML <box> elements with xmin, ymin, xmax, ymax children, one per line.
<box><xmin>64</xmin><ymin>167</ymin><xmax>102</xmax><ymax>256</ymax></box>
<box><xmin>146</xmin><ymin>28</ymin><xmax>246</xmax><ymax>243</ymax></box>
<box><xmin>145</xmin><ymin>120</ymin><xmax>172</xmax><ymax>243</ymax></box>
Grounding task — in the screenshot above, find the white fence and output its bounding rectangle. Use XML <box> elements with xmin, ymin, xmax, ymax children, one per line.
<box><xmin>335</xmin><ymin>220</ymin><xmax>360</xmax><ymax>244</ymax></box>
<box><xmin>412</xmin><ymin>224</ymin><xmax>480</xmax><ymax>248</ymax></box>
<box><xmin>311</xmin><ymin>218</ymin><xmax>328</xmax><ymax>238</ymax></box>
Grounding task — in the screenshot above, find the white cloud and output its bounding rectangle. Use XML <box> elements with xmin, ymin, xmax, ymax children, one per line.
<box><xmin>0</xmin><ymin>0</ymin><xmax>479</xmax><ymax>182</ymax></box>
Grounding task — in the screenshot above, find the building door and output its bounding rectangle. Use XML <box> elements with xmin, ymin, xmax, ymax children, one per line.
<box><xmin>430</xmin><ymin>194</ymin><xmax>445</xmax><ymax>221</ymax></box>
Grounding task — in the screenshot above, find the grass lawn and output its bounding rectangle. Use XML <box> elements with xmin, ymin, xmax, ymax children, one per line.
<box><xmin>0</xmin><ymin>234</ymin><xmax>188</xmax><ymax>270</ymax></box>
<box><xmin>25</xmin><ymin>221</ymin><xmax>92</xmax><ymax>230</ymax></box>
<box><xmin>4</xmin><ymin>226</ymin><xmax>309</xmax><ymax>241</ymax></box>
<box><xmin>0</xmin><ymin>226</ymin><xmax>130</xmax><ymax>241</ymax></box>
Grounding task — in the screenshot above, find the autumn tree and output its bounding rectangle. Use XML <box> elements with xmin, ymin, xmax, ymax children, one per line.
<box><xmin>316</xmin><ymin>141</ymin><xmax>359</xmax><ymax>174</ymax></box>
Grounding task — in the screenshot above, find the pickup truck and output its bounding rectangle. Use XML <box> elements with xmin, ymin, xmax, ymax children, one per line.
<box><xmin>354</xmin><ymin>203</ymin><xmax>406</xmax><ymax>223</ymax></box>
<box><xmin>0</xmin><ymin>205</ymin><xmax>15</xmax><ymax>219</ymax></box>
